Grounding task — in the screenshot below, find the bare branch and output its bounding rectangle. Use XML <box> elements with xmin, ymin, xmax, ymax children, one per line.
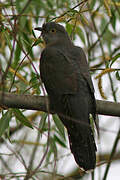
<box><xmin>0</xmin><ymin>91</ymin><xmax>120</xmax><ymax>117</ymax></box>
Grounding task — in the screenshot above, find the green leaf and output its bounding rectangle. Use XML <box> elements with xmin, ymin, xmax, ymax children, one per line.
<box><xmin>30</xmin><ymin>72</ymin><xmax>38</xmax><ymax>83</ymax></box>
<box><xmin>32</xmin><ymin>29</ymin><xmax>36</xmax><ymax>38</ymax></box>
<box><xmin>46</xmin><ymin>146</ymin><xmax>52</xmax><ymax>163</ymax></box>
<box><xmin>50</xmin><ymin>137</ymin><xmax>57</xmax><ymax>158</ymax></box>
<box><xmin>47</xmin><ymin>0</ymin><xmax>53</xmax><ymax>9</ymax></box>
<box><xmin>111</xmin><ymin>8</ymin><xmax>116</xmax><ymax>31</ymax></box>
<box><xmin>13</xmin><ymin>38</ymin><xmax>21</xmax><ymax>68</ymax></box>
<box><xmin>13</xmin><ymin>109</ymin><xmax>33</xmax><ymax>129</ymax></box>
<box><xmin>76</xmin><ymin>26</ymin><xmax>85</xmax><ymax>44</ymax></box>
<box><xmin>54</xmin><ymin>134</ymin><xmax>67</xmax><ymax>148</ymax></box>
<box><xmin>21</xmin><ymin>32</ymin><xmax>34</xmax><ymax>59</ymax></box>
<box><xmin>89</xmin><ymin>0</ymin><xmax>96</xmax><ymax>9</ymax></box>
<box><xmin>100</xmin><ymin>17</ymin><xmax>107</xmax><ymax>32</ymax></box>
<box><xmin>116</xmin><ymin>71</ymin><xmax>120</xmax><ymax>81</ymax></box>
<box><xmin>89</xmin><ymin>114</ymin><xmax>95</xmax><ymax>134</ymax></box>
<box><xmin>110</xmin><ymin>53</ymin><xmax>120</xmax><ymax>67</ymax></box>
<box><xmin>0</xmin><ymin>111</ymin><xmax>12</xmax><ymax>137</ymax></box>
<box><xmin>39</xmin><ymin>112</ymin><xmax>47</xmax><ymax>131</ymax></box>
<box><xmin>16</xmin><ymin>0</ymin><xmax>21</xmax><ymax>13</ymax></box>
<box><xmin>30</xmin><ymin>72</ymin><xmax>41</xmax><ymax>94</ymax></box>
<box><xmin>66</xmin><ymin>23</ymin><xmax>73</xmax><ymax>36</ymax></box>
<box><xmin>53</xmin><ymin>114</ymin><xmax>65</xmax><ymax>140</ymax></box>
<box><xmin>4</xmin><ymin>30</ymin><xmax>12</xmax><ymax>50</ymax></box>
<box><xmin>22</xmin><ymin>34</ymin><xmax>32</xmax><ymax>47</ymax></box>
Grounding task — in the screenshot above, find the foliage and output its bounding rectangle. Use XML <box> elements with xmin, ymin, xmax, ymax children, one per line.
<box><xmin>0</xmin><ymin>0</ymin><xmax>120</xmax><ymax>179</ymax></box>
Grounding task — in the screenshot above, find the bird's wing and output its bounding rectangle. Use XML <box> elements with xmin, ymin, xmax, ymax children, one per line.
<box><xmin>40</xmin><ymin>47</ymin><xmax>80</xmax><ymax>94</ymax></box>
<box><xmin>76</xmin><ymin>47</ymin><xmax>98</xmax><ymax>131</ymax></box>
<box><xmin>74</xmin><ymin>46</ymin><xmax>95</xmax><ymax>93</ymax></box>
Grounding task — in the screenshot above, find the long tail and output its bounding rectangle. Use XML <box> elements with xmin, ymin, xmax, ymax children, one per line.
<box><xmin>67</xmin><ymin>123</ymin><xmax>96</xmax><ymax>171</ymax></box>
<box><xmin>53</xmin><ymin>94</ymin><xmax>97</xmax><ymax>171</ymax></box>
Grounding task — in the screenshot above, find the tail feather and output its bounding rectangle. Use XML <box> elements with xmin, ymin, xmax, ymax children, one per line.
<box><xmin>68</xmin><ymin>126</ymin><xmax>96</xmax><ymax>171</ymax></box>
<box><xmin>52</xmin><ymin>94</ymin><xmax>97</xmax><ymax>171</ymax></box>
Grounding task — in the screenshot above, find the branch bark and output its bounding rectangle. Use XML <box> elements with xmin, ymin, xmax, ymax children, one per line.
<box><xmin>0</xmin><ymin>91</ymin><xmax>120</xmax><ymax>117</ymax></box>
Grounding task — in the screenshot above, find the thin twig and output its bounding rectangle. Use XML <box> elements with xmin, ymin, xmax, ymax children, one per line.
<box><xmin>90</xmin><ymin>68</ymin><xmax>120</xmax><ymax>71</ymax></box>
<box><xmin>4</xmin><ymin>14</ymin><xmax>47</xmax><ymax>18</ymax></box>
<box><xmin>50</xmin><ymin>0</ymin><xmax>88</xmax><ymax>21</ymax></box>
<box><xmin>103</xmin><ymin>128</ymin><xmax>120</xmax><ymax>180</ymax></box>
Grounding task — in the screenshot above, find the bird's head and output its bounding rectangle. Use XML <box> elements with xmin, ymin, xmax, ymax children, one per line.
<box><xmin>35</xmin><ymin>22</ymin><xmax>71</xmax><ymax>45</ymax></box>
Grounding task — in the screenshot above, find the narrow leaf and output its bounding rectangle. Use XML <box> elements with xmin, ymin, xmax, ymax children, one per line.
<box><xmin>66</xmin><ymin>23</ymin><xmax>73</xmax><ymax>36</ymax></box>
<box><xmin>39</xmin><ymin>112</ymin><xmax>47</xmax><ymax>131</ymax></box>
<box><xmin>110</xmin><ymin>53</ymin><xmax>120</xmax><ymax>67</ymax></box>
<box><xmin>54</xmin><ymin>134</ymin><xmax>67</xmax><ymax>148</ymax></box>
<box><xmin>111</xmin><ymin>8</ymin><xmax>116</xmax><ymax>31</ymax></box>
<box><xmin>32</xmin><ymin>29</ymin><xmax>36</xmax><ymax>38</ymax></box>
<box><xmin>50</xmin><ymin>137</ymin><xmax>57</xmax><ymax>158</ymax></box>
<box><xmin>116</xmin><ymin>71</ymin><xmax>120</xmax><ymax>81</ymax></box>
<box><xmin>76</xmin><ymin>26</ymin><xmax>85</xmax><ymax>44</ymax></box>
<box><xmin>13</xmin><ymin>39</ymin><xmax>21</xmax><ymax>68</ymax></box>
<box><xmin>13</xmin><ymin>109</ymin><xmax>33</xmax><ymax>128</ymax></box>
<box><xmin>0</xmin><ymin>111</ymin><xmax>11</xmax><ymax>137</ymax></box>
<box><xmin>53</xmin><ymin>114</ymin><xmax>65</xmax><ymax>140</ymax></box>
<box><xmin>30</xmin><ymin>72</ymin><xmax>41</xmax><ymax>94</ymax></box>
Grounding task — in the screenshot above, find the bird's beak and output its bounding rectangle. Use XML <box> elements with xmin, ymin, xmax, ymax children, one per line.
<box><xmin>34</xmin><ymin>27</ymin><xmax>43</xmax><ymax>31</ymax></box>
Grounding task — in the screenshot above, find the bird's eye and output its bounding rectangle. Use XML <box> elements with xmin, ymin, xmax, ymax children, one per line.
<box><xmin>50</xmin><ymin>29</ymin><xmax>56</xmax><ymax>33</ymax></box>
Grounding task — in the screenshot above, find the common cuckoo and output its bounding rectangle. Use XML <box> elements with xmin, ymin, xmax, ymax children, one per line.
<box><xmin>35</xmin><ymin>22</ymin><xmax>97</xmax><ymax>171</ymax></box>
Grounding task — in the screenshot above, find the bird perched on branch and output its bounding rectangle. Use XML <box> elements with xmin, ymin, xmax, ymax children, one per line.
<box><xmin>35</xmin><ymin>22</ymin><xmax>97</xmax><ymax>171</ymax></box>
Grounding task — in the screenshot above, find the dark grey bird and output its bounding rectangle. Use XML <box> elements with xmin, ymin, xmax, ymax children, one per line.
<box><xmin>35</xmin><ymin>22</ymin><xmax>97</xmax><ymax>171</ymax></box>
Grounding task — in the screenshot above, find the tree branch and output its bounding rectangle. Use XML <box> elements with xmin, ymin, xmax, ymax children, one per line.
<box><xmin>0</xmin><ymin>91</ymin><xmax>120</xmax><ymax>117</ymax></box>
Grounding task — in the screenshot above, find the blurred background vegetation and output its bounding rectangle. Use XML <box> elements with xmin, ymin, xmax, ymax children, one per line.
<box><xmin>0</xmin><ymin>0</ymin><xmax>120</xmax><ymax>179</ymax></box>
